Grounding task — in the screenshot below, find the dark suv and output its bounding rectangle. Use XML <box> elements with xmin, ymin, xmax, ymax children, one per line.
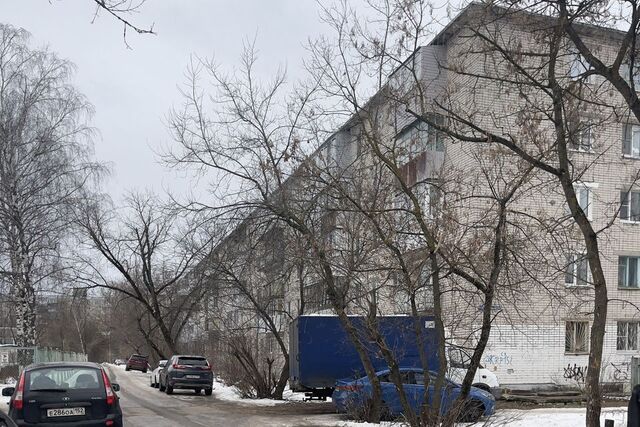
<box><xmin>158</xmin><ymin>355</ymin><xmax>213</xmax><ymax>395</ymax></box>
<box><xmin>1</xmin><ymin>362</ymin><xmax>122</xmax><ymax>427</ymax></box>
<box><xmin>125</xmin><ymin>354</ymin><xmax>148</xmax><ymax>373</ymax></box>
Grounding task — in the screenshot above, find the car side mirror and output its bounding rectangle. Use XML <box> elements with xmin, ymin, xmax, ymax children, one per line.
<box><xmin>111</xmin><ymin>383</ymin><xmax>120</xmax><ymax>392</ymax></box>
<box><xmin>1</xmin><ymin>387</ymin><xmax>14</xmax><ymax>397</ymax></box>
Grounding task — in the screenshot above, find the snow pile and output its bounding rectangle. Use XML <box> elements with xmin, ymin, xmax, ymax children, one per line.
<box><xmin>211</xmin><ymin>378</ymin><xmax>330</xmax><ymax>406</ymax></box>
<box><xmin>476</xmin><ymin>407</ymin><xmax>627</xmax><ymax>427</ymax></box>
<box><xmin>309</xmin><ymin>407</ymin><xmax>628</xmax><ymax>427</ymax></box>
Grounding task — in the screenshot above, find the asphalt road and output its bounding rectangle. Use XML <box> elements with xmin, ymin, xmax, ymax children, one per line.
<box><xmin>105</xmin><ymin>365</ymin><xmax>339</xmax><ymax>427</ymax></box>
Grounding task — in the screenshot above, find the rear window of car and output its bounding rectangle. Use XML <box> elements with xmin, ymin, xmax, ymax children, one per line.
<box><xmin>177</xmin><ymin>357</ymin><xmax>208</xmax><ymax>366</ymax></box>
<box><xmin>130</xmin><ymin>355</ymin><xmax>147</xmax><ymax>361</ymax></box>
<box><xmin>27</xmin><ymin>367</ymin><xmax>102</xmax><ymax>392</ymax></box>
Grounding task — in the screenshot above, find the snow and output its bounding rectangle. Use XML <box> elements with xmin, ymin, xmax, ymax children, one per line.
<box><xmin>211</xmin><ymin>378</ymin><xmax>331</xmax><ymax>406</ymax></box>
<box><xmin>307</xmin><ymin>407</ymin><xmax>629</xmax><ymax>427</ymax></box>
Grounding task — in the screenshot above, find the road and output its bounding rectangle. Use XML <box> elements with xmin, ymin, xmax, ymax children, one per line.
<box><xmin>105</xmin><ymin>365</ymin><xmax>341</xmax><ymax>427</ymax></box>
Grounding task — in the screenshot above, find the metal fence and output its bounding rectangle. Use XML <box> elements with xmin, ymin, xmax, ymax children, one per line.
<box><xmin>0</xmin><ymin>346</ymin><xmax>88</xmax><ymax>368</ymax></box>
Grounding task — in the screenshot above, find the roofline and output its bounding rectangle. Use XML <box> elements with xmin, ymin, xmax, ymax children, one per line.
<box><xmin>429</xmin><ymin>2</ymin><xmax>627</xmax><ymax>47</ymax></box>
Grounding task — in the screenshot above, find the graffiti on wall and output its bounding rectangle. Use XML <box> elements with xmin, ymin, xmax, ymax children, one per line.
<box><xmin>606</xmin><ymin>361</ymin><xmax>630</xmax><ymax>382</ymax></box>
<box><xmin>483</xmin><ymin>352</ymin><xmax>513</xmax><ymax>366</ymax></box>
<box><xmin>563</xmin><ymin>363</ymin><xmax>588</xmax><ymax>382</ymax></box>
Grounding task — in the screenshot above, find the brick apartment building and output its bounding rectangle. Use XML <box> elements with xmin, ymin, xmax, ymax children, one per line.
<box><xmin>199</xmin><ymin>3</ymin><xmax>640</xmax><ymax>388</ymax></box>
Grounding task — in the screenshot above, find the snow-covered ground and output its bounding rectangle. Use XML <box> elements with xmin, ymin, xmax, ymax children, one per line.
<box><xmin>107</xmin><ymin>363</ymin><xmax>630</xmax><ymax>426</ymax></box>
<box><xmin>106</xmin><ymin>363</ymin><xmax>325</xmax><ymax>406</ymax></box>
<box><xmin>310</xmin><ymin>407</ymin><xmax>628</xmax><ymax>427</ymax></box>
<box><xmin>211</xmin><ymin>377</ymin><xmax>331</xmax><ymax>406</ymax></box>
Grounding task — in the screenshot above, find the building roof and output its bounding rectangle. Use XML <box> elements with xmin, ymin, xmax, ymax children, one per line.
<box><xmin>430</xmin><ymin>2</ymin><xmax>627</xmax><ymax>47</ymax></box>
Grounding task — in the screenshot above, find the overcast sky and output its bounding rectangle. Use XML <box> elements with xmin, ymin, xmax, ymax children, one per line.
<box><xmin>0</xmin><ymin>1</ymin><xmax>338</xmax><ymax>203</ymax></box>
<box><xmin>0</xmin><ymin>1</ymin><xmax>462</xmax><ymax>206</ymax></box>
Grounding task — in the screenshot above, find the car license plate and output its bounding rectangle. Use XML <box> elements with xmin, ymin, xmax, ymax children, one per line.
<box><xmin>47</xmin><ymin>407</ymin><xmax>85</xmax><ymax>417</ymax></box>
<box><xmin>186</xmin><ymin>375</ymin><xmax>200</xmax><ymax>379</ymax></box>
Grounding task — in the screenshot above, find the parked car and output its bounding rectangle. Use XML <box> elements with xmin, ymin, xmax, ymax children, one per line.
<box><xmin>114</xmin><ymin>359</ymin><xmax>126</xmax><ymax>366</ymax></box>
<box><xmin>149</xmin><ymin>360</ymin><xmax>168</xmax><ymax>388</ymax></box>
<box><xmin>158</xmin><ymin>355</ymin><xmax>213</xmax><ymax>395</ymax></box>
<box><xmin>1</xmin><ymin>361</ymin><xmax>122</xmax><ymax>427</ymax></box>
<box><xmin>332</xmin><ymin>367</ymin><xmax>495</xmax><ymax>422</ymax></box>
<box><xmin>125</xmin><ymin>354</ymin><xmax>149</xmax><ymax>373</ymax></box>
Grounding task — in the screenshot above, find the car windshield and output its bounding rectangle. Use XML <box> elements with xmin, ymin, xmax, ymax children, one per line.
<box><xmin>27</xmin><ymin>367</ymin><xmax>102</xmax><ymax>391</ymax></box>
<box><xmin>177</xmin><ymin>357</ymin><xmax>207</xmax><ymax>366</ymax></box>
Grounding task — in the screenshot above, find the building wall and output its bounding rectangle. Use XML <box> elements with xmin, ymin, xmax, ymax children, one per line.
<box><xmin>436</xmin><ymin>11</ymin><xmax>640</xmax><ymax>385</ymax></box>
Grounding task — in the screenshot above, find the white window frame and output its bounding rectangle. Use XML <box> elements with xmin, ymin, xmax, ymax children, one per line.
<box><xmin>623</xmin><ymin>62</ymin><xmax>640</xmax><ymax>88</ymax></box>
<box><xmin>617</xmin><ymin>321</ymin><xmax>639</xmax><ymax>351</ymax></box>
<box><xmin>395</xmin><ymin>119</ymin><xmax>444</xmax><ymax>164</ymax></box>
<box><xmin>619</xmin><ymin>256</ymin><xmax>640</xmax><ymax>288</ymax></box>
<box><xmin>569</xmin><ymin>48</ymin><xmax>593</xmax><ymax>83</ymax></box>
<box><xmin>579</xmin><ymin>124</ymin><xmax>594</xmax><ymax>152</ymax></box>
<box><xmin>623</xmin><ymin>124</ymin><xmax>640</xmax><ymax>159</ymax></box>
<box><xmin>620</xmin><ymin>189</ymin><xmax>640</xmax><ymax>222</ymax></box>
<box><xmin>565</xmin><ymin>321</ymin><xmax>589</xmax><ymax>354</ymax></box>
<box><xmin>565</xmin><ymin>253</ymin><xmax>591</xmax><ymax>287</ymax></box>
<box><xmin>572</xmin><ymin>182</ymin><xmax>596</xmax><ymax>220</ymax></box>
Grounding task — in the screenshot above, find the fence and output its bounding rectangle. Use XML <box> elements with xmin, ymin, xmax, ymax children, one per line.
<box><xmin>0</xmin><ymin>346</ymin><xmax>87</xmax><ymax>369</ymax></box>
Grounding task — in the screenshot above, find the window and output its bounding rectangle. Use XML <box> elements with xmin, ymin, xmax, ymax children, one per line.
<box><xmin>622</xmin><ymin>62</ymin><xmax>640</xmax><ymax>87</ymax></box>
<box><xmin>565</xmin><ymin>254</ymin><xmax>590</xmax><ymax>286</ymax></box>
<box><xmin>617</xmin><ymin>321</ymin><xmax>639</xmax><ymax>350</ymax></box>
<box><xmin>565</xmin><ymin>321</ymin><xmax>589</xmax><ymax>353</ymax></box>
<box><xmin>27</xmin><ymin>367</ymin><xmax>101</xmax><ymax>391</ymax></box>
<box><xmin>623</xmin><ymin>124</ymin><xmax>640</xmax><ymax>158</ymax></box>
<box><xmin>579</xmin><ymin>124</ymin><xmax>593</xmax><ymax>151</ymax></box>
<box><xmin>395</xmin><ymin>119</ymin><xmax>444</xmax><ymax>164</ymax></box>
<box><xmin>413</xmin><ymin>182</ymin><xmax>438</xmax><ymax>219</ymax></box>
<box><xmin>619</xmin><ymin>256</ymin><xmax>640</xmax><ymax>288</ymax></box>
<box><xmin>328</xmin><ymin>225</ymin><xmax>349</xmax><ymax>252</ymax></box>
<box><xmin>573</xmin><ymin>184</ymin><xmax>592</xmax><ymax>219</ymax></box>
<box><xmin>620</xmin><ymin>189</ymin><xmax>640</xmax><ymax>221</ymax></box>
<box><xmin>569</xmin><ymin>120</ymin><xmax>593</xmax><ymax>152</ymax></box>
<box><xmin>569</xmin><ymin>48</ymin><xmax>592</xmax><ymax>83</ymax></box>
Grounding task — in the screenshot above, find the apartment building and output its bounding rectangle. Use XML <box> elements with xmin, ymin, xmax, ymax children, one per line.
<box><xmin>199</xmin><ymin>3</ymin><xmax>640</xmax><ymax>388</ymax></box>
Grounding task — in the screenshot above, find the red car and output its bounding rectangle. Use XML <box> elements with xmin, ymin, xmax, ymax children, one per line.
<box><xmin>125</xmin><ymin>354</ymin><xmax>149</xmax><ymax>373</ymax></box>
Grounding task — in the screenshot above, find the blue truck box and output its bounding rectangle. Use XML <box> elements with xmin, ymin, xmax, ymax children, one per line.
<box><xmin>289</xmin><ymin>315</ymin><xmax>439</xmax><ymax>396</ymax></box>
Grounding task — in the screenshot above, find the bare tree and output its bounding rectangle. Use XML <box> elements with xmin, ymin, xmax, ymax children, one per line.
<box><xmin>363</xmin><ymin>3</ymin><xmax>640</xmax><ymax>425</ymax></box>
<box><xmin>0</xmin><ymin>24</ymin><xmax>101</xmax><ymax>354</ymax></box>
<box><xmin>75</xmin><ymin>192</ymin><xmax>207</xmax><ymax>358</ymax></box>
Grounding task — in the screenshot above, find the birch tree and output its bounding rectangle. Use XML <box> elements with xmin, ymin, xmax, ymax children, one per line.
<box><xmin>0</xmin><ymin>24</ymin><xmax>100</xmax><ymax>352</ymax></box>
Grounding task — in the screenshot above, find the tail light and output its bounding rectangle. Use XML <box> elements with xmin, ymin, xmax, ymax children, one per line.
<box><xmin>172</xmin><ymin>364</ymin><xmax>186</xmax><ymax>369</ymax></box>
<box><xmin>201</xmin><ymin>365</ymin><xmax>212</xmax><ymax>371</ymax></box>
<box><xmin>12</xmin><ymin>372</ymin><xmax>25</xmax><ymax>410</ymax></box>
<box><xmin>101</xmin><ymin>369</ymin><xmax>115</xmax><ymax>405</ymax></box>
<box><xmin>335</xmin><ymin>384</ymin><xmax>361</xmax><ymax>391</ymax></box>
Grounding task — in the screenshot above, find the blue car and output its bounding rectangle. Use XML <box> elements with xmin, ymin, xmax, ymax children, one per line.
<box><xmin>332</xmin><ymin>367</ymin><xmax>495</xmax><ymax>422</ymax></box>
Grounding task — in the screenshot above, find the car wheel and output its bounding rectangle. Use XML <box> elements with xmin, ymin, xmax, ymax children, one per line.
<box><xmin>194</xmin><ymin>388</ymin><xmax>201</xmax><ymax>394</ymax></box>
<box><xmin>125</xmin><ymin>367</ymin><xmax>130</xmax><ymax>371</ymax></box>
<box><xmin>459</xmin><ymin>400</ymin><xmax>484</xmax><ymax>423</ymax></box>
<box><xmin>165</xmin><ymin>385</ymin><xmax>173</xmax><ymax>395</ymax></box>
<box><xmin>142</xmin><ymin>369</ymin><xmax>147</xmax><ymax>373</ymax></box>
<box><xmin>204</xmin><ymin>388</ymin><xmax>212</xmax><ymax>396</ymax></box>
<box><xmin>159</xmin><ymin>381</ymin><xmax>165</xmax><ymax>392</ymax></box>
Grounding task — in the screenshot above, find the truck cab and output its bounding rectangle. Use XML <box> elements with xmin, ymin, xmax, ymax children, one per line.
<box><xmin>447</xmin><ymin>347</ymin><xmax>500</xmax><ymax>398</ymax></box>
